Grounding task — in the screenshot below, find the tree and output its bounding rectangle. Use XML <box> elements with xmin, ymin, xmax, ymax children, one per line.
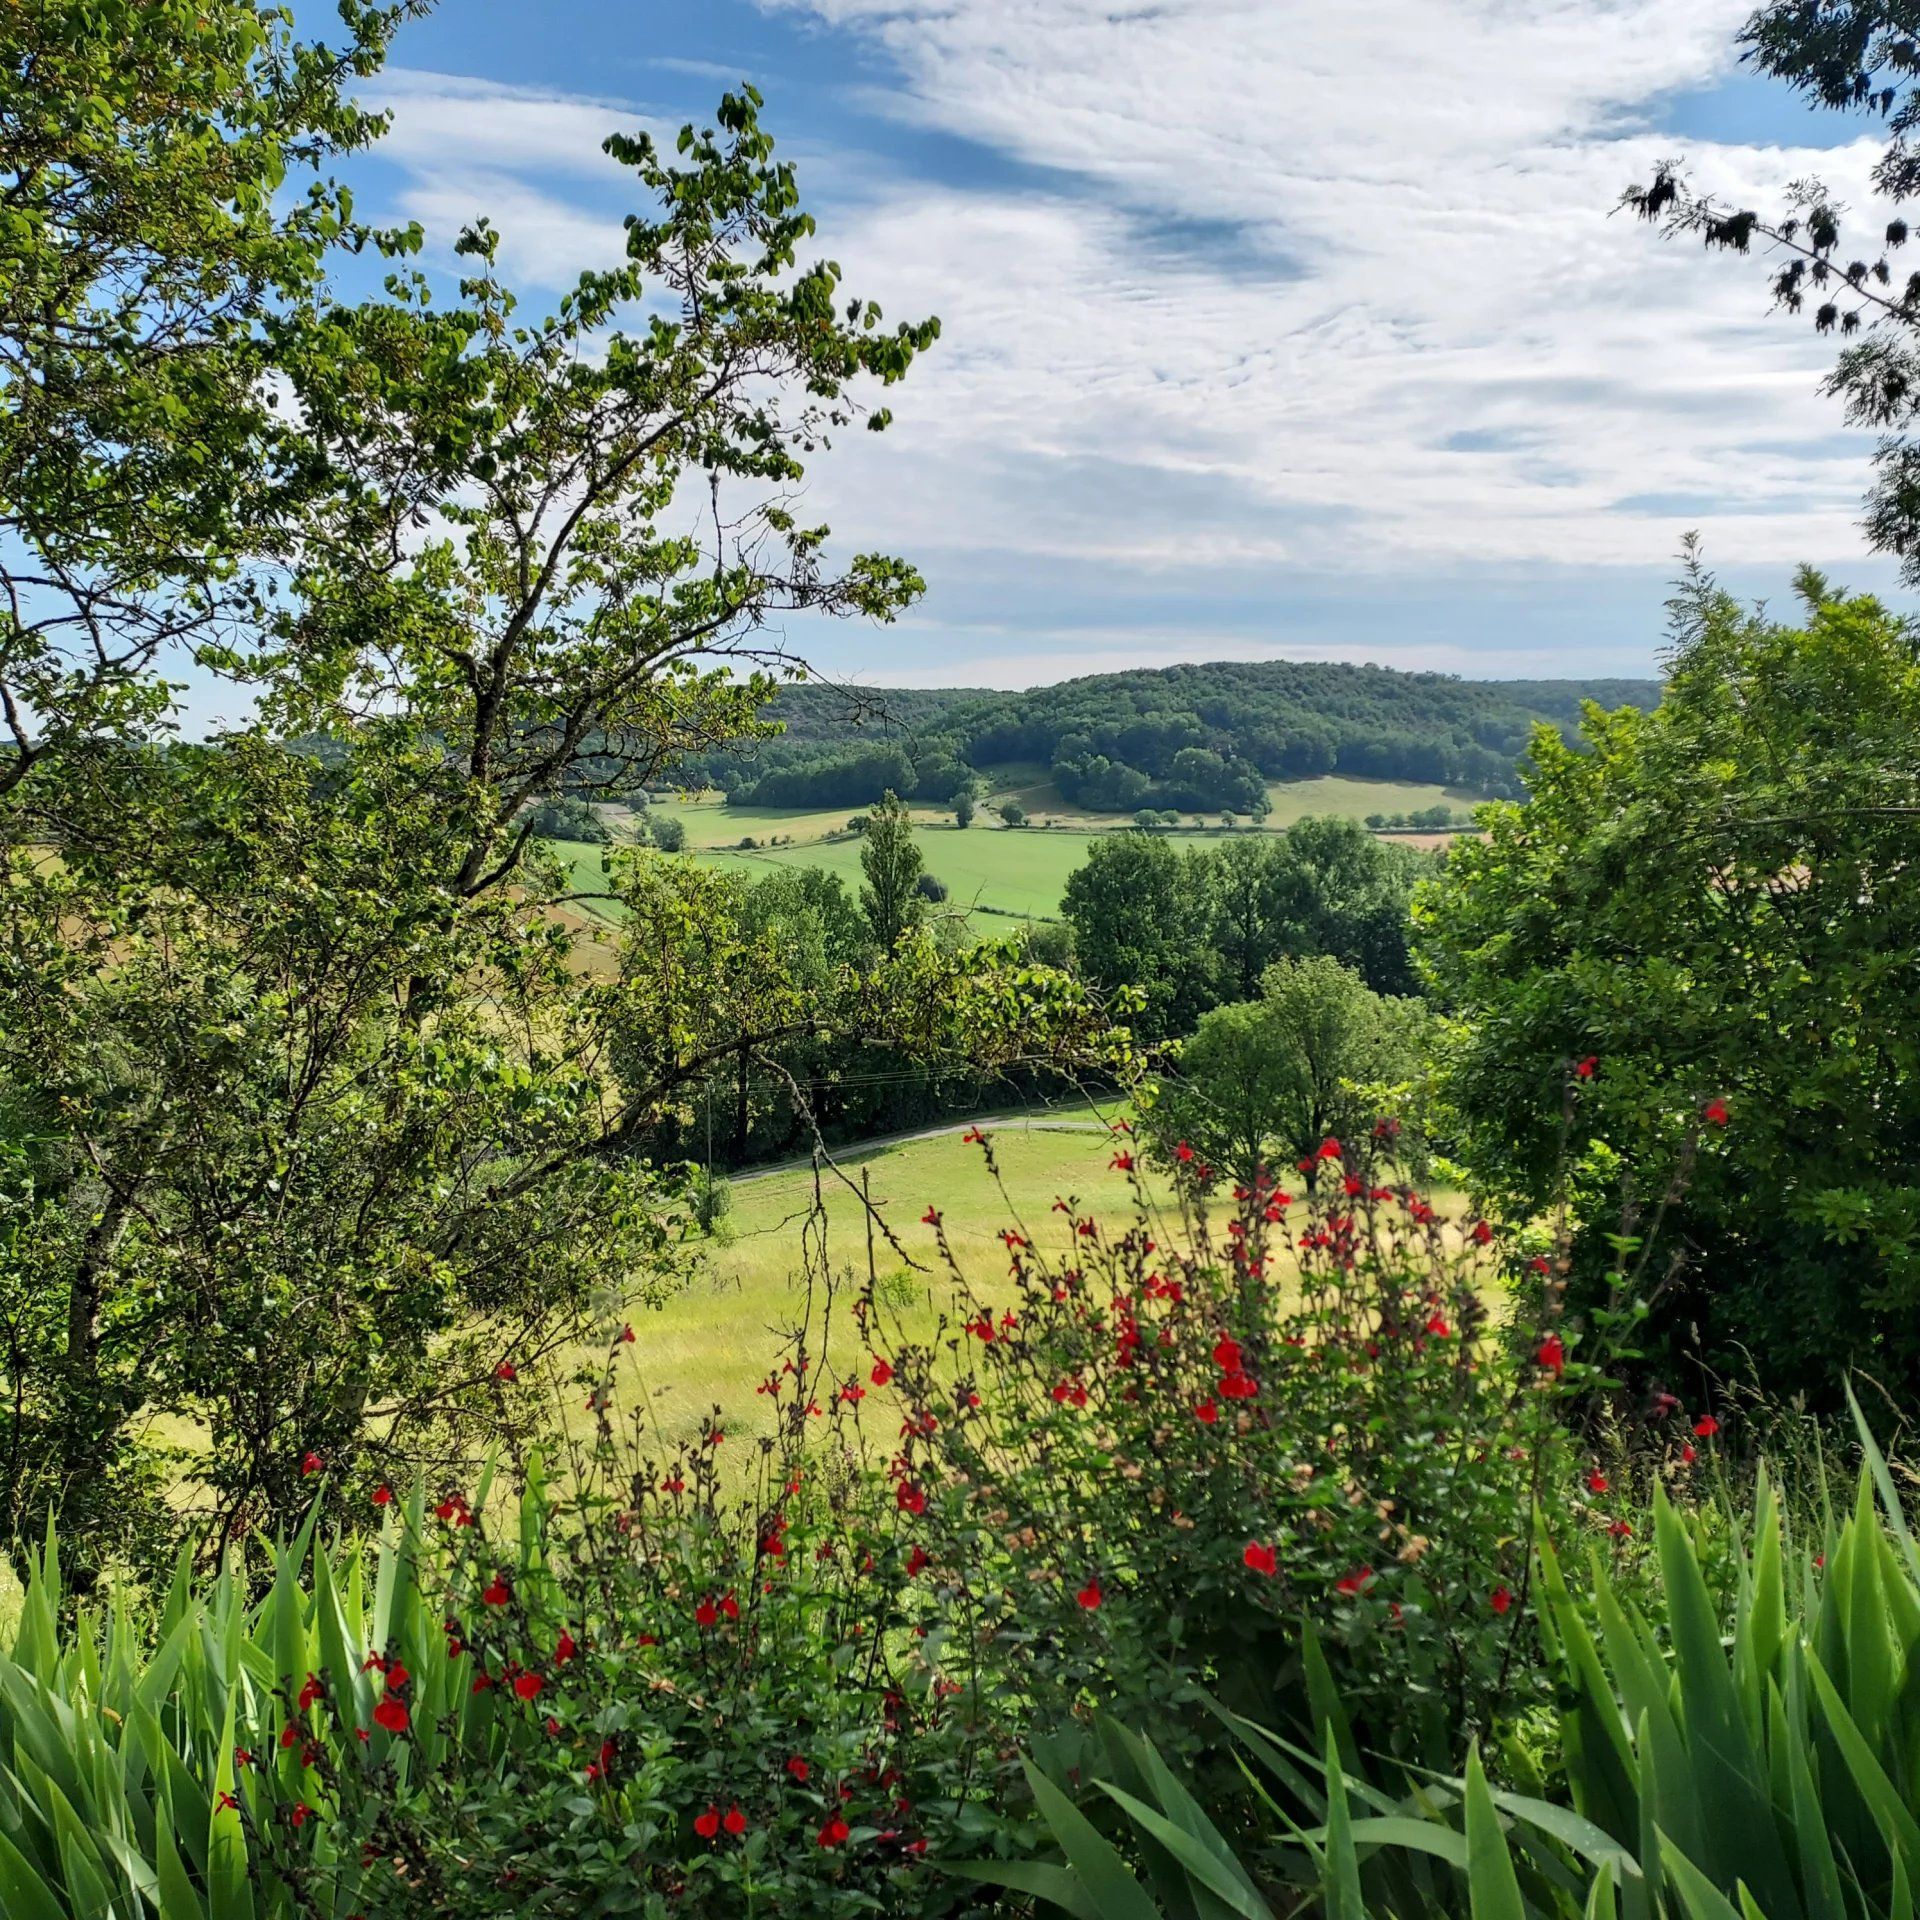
<box><xmin>860</xmin><ymin>791</ymin><xmax>925</xmax><ymax>951</ymax></box>
<box><xmin>1283</xmin><ymin>815</ymin><xmax>1427</xmax><ymax>996</ymax></box>
<box><xmin>1419</xmin><ymin>567</ymin><xmax>1920</xmax><ymax>1403</ymax></box>
<box><xmin>649</xmin><ymin>814</ymin><xmax>688</xmax><ymax>853</ymax></box>
<box><xmin>0</xmin><ymin>77</ymin><xmax>947</xmax><ymax>1571</ymax></box>
<box><xmin>526</xmin><ymin>794</ymin><xmax>609</xmax><ymax>843</ymax></box>
<box><xmin>0</xmin><ymin>0</ymin><xmax>415</xmax><ymax>795</ymax></box>
<box><xmin>1622</xmin><ymin>3</ymin><xmax>1920</xmax><ymax>581</ymax></box>
<box><xmin>953</xmin><ymin>790</ymin><xmax>975</xmax><ymax>829</ymax></box>
<box><xmin>1000</xmin><ymin>800</ymin><xmax>1028</xmax><ymax>827</ymax></box>
<box><xmin>1206</xmin><ymin>834</ymin><xmax>1307</xmax><ymax>1002</ymax></box>
<box><xmin>1146</xmin><ymin>957</ymin><xmax>1420</xmax><ymax>1186</ymax></box>
<box><xmin>1061</xmin><ymin>833</ymin><xmax>1217</xmax><ymax>1041</ymax></box>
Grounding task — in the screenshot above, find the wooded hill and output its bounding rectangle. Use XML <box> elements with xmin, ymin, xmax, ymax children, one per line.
<box><xmin>669</xmin><ymin>658</ymin><xmax>1664</xmax><ymax>814</ymax></box>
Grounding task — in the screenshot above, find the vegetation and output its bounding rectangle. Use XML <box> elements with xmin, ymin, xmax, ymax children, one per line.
<box><xmin>1421</xmin><ymin>563</ymin><xmax>1920</xmax><ymax>1405</ymax></box>
<box><xmin>682</xmin><ymin>662</ymin><xmax>1660</xmax><ymax>817</ymax></box>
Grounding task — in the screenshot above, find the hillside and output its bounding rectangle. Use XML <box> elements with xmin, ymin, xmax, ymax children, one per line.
<box><xmin>669</xmin><ymin>658</ymin><xmax>1663</xmax><ymax>816</ymax></box>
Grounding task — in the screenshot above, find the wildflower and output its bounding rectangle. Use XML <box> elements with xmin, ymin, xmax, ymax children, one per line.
<box><xmin>513</xmin><ymin>1674</ymin><xmax>543</xmax><ymax>1701</ymax></box>
<box><xmin>1528</xmin><ymin>1255</ymin><xmax>1552</xmax><ymax>1275</ymax></box>
<box><xmin>871</xmin><ymin>1357</ymin><xmax>894</xmax><ymax>1386</ymax></box>
<box><xmin>1469</xmin><ymin>1220</ymin><xmax>1494</xmax><ymax>1246</ymax></box>
<box><xmin>371</xmin><ymin>1485</ymin><xmax>392</xmax><ymax>1507</ymax></box>
<box><xmin>962</xmin><ymin>1126</ymin><xmax>986</xmax><ymax>1145</ymax></box>
<box><xmin>723</xmin><ymin>1805</ymin><xmax>747</xmax><ymax>1837</ymax></box>
<box><xmin>694</xmin><ymin>1807</ymin><xmax>721</xmax><ymax>1840</ymax></box>
<box><xmin>1536</xmin><ymin>1333</ymin><xmax>1565</xmax><ymax>1377</ymax></box>
<box><xmin>1220</xmin><ymin>1371</ymin><xmax>1258</xmax><ymax>1401</ymax></box>
<box><xmin>482</xmin><ymin>1577</ymin><xmax>511</xmax><ymax>1607</ymax></box>
<box><xmin>300</xmin><ymin>1452</ymin><xmax>324</xmax><ymax>1477</ymax></box>
<box><xmin>290</xmin><ymin>1804</ymin><xmax>313</xmax><ymax>1829</ymax></box>
<box><xmin>619</xmin><ymin>1323</ymin><xmax>635</xmax><ymax>1343</ymax></box>
<box><xmin>1334</xmin><ymin>1567</ymin><xmax>1374</xmax><ymax>1597</ymax></box>
<box><xmin>373</xmin><ymin>1696</ymin><xmax>410</xmax><ymax>1734</ymax></box>
<box><xmin>896</xmin><ymin>1481</ymin><xmax>926</xmax><ymax>1516</ymax></box>
<box><xmin>1702</xmin><ymin>1097</ymin><xmax>1729</xmax><ymax>1126</ymax></box>
<box><xmin>556</xmin><ymin>1631</ymin><xmax>576</xmax><ymax>1662</ymax></box>
<box><xmin>1317</xmin><ymin>1137</ymin><xmax>1343</xmax><ymax>1160</ymax></box>
<box><xmin>1243</xmin><ymin>1541</ymin><xmax>1278</xmax><ymax>1576</ymax></box>
<box><xmin>1076</xmin><ymin>1578</ymin><xmax>1103</xmax><ymax>1610</ymax></box>
<box><xmin>296</xmin><ymin>1673</ymin><xmax>323</xmax><ymax>1712</ymax></box>
<box><xmin>1608</xmin><ymin>1520</ymin><xmax>1633</xmax><ymax>1538</ymax></box>
<box><xmin>1585</xmin><ymin>1470</ymin><xmax>1608</xmax><ymax>1494</ymax></box>
<box><xmin>921</xmin><ymin>1207</ymin><xmax>941</xmax><ymax>1227</ymax></box>
<box><xmin>841</xmin><ymin>1383</ymin><xmax>865</xmax><ymax>1404</ymax></box>
<box><xmin>788</xmin><ymin>1755</ymin><xmax>811</xmax><ymax>1781</ymax></box>
<box><xmin>1212</xmin><ymin>1337</ymin><xmax>1242</xmax><ymax>1371</ymax></box>
<box><xmin>1693</xmin><ymin>1415</ymin><xmax>1720</xmax><ymax>1438</ymax></box>
<box><xmin>906</xmin><ymin>1544</ymin><xmax>930</xmax><ymax>1577</ymax></box>
<box><xmin>1110</xmin><ymin>1152</ymin><xmax>1134</xmax><ymax>1172</ymax></box>
<box><xmin>495</xmin><ymin>1361</ymin><xmax>517</xmax><ymax>1381</ymax></box>
<box><xmin>1193</xmin><ymin>1400</ymin><xmax>1218</xmax><ymax>1425</ymax></box>
<box><xmin>1681</xmin><ymin>1444</ymin><xmax>1697</xmax><ymax>1465</ymax></box>
<box><xmin>1490</xmin><ymin>1586</ymin><xmax>1512</xmax><ymax>1615</ymax></box>
<box><xmin>1174</xmin><ymin>1141</ymin><xmax>1195</xmax><ymax>1163</ymax></box>
<box><xmin>1574</xmin><ymin>1055</ymin><xmax>1597</xmax><ymax>1079</ymax></box>
<box><xmin>1425</xmin><ymin>1313</ymin><xmax>1450</xmax><ymax>1338</ymax></box>
<box><xmin>720</xmin><ymin>1592</ymin><xmax>739</xmax><ymax>1621</ymax></box>
<box><xmin>695</xmin><ymin>1598</ymin><xmax>718</xmax><ymax>1628</ymax></box>
<box><xmin>817</xmin><ymin>1815</ymin><xmax>851</xmax><ymax>1848</ymax></box>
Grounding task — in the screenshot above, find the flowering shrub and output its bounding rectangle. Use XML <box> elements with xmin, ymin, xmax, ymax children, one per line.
<box><xmin>857</xmin><ymin>1122</ymin><xmax>1592</xmax><ymax>1780</ymax></box>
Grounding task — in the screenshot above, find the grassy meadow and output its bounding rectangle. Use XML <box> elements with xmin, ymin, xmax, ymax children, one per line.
<box><xmin>548</xmin><ymin>772</ymin><xmax>1477</xmax><ymax>928</ymax></box>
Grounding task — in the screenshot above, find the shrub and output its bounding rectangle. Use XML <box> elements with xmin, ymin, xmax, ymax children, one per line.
<box><xmin>1000</xmin><ymin>801</ymin><xmax>1028</xmax><ymax>827</ymax></box>
<box><xmin>649</xmin><ymin>814</ymin><xmax>687</xmax><ymax>852</ymax></box>
<box><xmin>868</xmin><ymin>1124</ymin><xmax>1588</xmax><ymax>1793</ymax></box>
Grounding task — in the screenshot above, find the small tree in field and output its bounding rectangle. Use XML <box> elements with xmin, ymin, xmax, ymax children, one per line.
<box><xmin>953</xmin><ymin>790</ymin><xmax>975</xmax><ymax>828</ymax></box>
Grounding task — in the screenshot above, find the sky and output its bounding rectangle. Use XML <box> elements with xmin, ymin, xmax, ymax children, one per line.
<box><xmin>323</xmin><ymin>0</ymin><xmax>1908</xmax><ymax>688</ymax></box>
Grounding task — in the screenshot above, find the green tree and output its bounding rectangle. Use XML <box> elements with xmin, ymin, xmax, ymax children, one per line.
<box><xmin>953</xmin><ymin>790</ymin><xmax>975</xmax><ymax>829</ymax></box>
<box><xmin>1000</xmin><ymin>800</ymin><xmax>1028</xmax><ymax>827</ymax></box>
<box><xmin>1283</xmin><ymin>814</ymin><xmax>1427</xmax><ymax>996</ymax></box>
<box><xmin>1146</xmin><ymin>957</ymin><xmax>1420</xmax><ymax>1185</ymax></box>
<box><xmin>1061</xmin><ymin>832</ymin><xmax>1218</xmax><ymax>1041</ymax></box>
<box><xmin>0</xmin><ymin>0</ymin><xmax>417</xmax><ymax>794</ymax></box>
<box><xmin>1419</xmin><ymin>567</ymin><xmax>1920</xmax><ymax>1403</ymax></box>
<box><xmin>649</xmin><ymin>814</ymin><xmax>688</xmax><ymax>853</ymax></box>
<box><xmin>0</xmin><ymin>77</ymin><xmax>946</xmax><ymax>1571</ymax></box>
<box><xmin>860</xmin><ymin>790</ymin><xmax>925</xmax><ymax>950</ymax></box>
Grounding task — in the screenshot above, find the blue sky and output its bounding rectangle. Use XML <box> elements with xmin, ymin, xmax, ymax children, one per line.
<box><xmin>321</xmin><ymin>0</ymin><xmax>1906</xmax><ymax>689</ymax></box>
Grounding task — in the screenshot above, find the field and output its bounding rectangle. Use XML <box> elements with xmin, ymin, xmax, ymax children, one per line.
<box><xmin>605</xmin><ymin>1108</ymin><xmax>1156</xmax><ymax>1452</ymax></box>
<box><xmin>552</xmin><ymin>773</ymin><xmax>1478</xmax><ymax>927</ymax></box>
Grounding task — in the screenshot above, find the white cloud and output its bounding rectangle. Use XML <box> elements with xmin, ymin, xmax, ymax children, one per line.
<box><xmin>346</xmin><ymin>8</ymin><xmax>1910</xmax><ymax>674</ymax></box>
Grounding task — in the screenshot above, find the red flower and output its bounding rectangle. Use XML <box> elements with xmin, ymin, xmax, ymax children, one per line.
<box><xmin>1425</xmin><ymin>1313</ymin><xmax>1450</xmax><ymax>1338</ymax></box>
<box><xmin>720</xmin><ymin>1592</ymin><xmax>739</xmax><ymax>1621</ymax></box>
<box><xmin>1174</xmin><ymin>1141</ymin><xmax>1195</xmax><ymax>1163</ymax></box>
<box><xmin>1702</xmin><ymin>1097</ymin><xmax>1729</xmax><ymax>1127</ymax></box>
<box><xmin>896</xmin><ymin>1481</ymin><xmax>926</xmax><ymax>1515</ymax></box>
<box><xmin>723</xmin><ymin>1805</ymin><xmax>747</xmax><ymax>1837</ymax></box>
<box><xmin>1490</xmin><ymin>1586</ymin><xmax>1512</xmax><ymax>1615</ymax></box>
<box><xmin>694</xmin><ymin>1806</ymin><xmax>721</xmax><ymax>1840</ymax></box>
<box><xmin>1574</xmin><ymin>1055</ymin><xmax>1597</xmax><ymax>1079</ymax></box>
<box><xmin>1334</xmin><ymin>1567</ymin><xmax>1374</xmax><ymax>1597</ymax></box>
<box><xmin>841</xmin><ymin>1383</ymin><xmax>865</xmax><ymax>1403</ymax></box>
<box><xmin>788</xmin><ymin>1755</ymin><xmax>811</xmax><ymax>1782</ymax></box>
<box><xmin>1243</xmin><ymin>1541</ymin><xmax>1277</xmax><ymax>1576</ymax></box>
<box><xmin>1681</xmin><ymin>1443</ymin><xmax>1697</xmax><ymax>1465</ymax></box>
<box><xmin>1585</xmin><ymin>1470</ymin><xmax>1609</xmax><ymax>1494</ymax></box>
<box><xmin>1110</xmin><ymin>1152</ymin><xmax>1134</xmax><ymax>1172</ymax></box>
<box><xmin>371</xmin><ymin>1485</ymin><xmax>392</xmax><ymax>1507</ymax></box>
<box><xmin>495</xmin><ymin>1361</ymin><xmax>517</xmax><ymax>1381</ymax></box>
<box><xmin>1220</xmin><ymin>1371</ymin><xmax>1258</xmax><ymax>1400</ymax></box>
<box><xmin>1212</xmin><ymin>1337</ymin><xmax>1242</xmax><ymax>1372</ymax></box>
<box><xmin>290</xmin><ymin>1803</ymin><xmax>313</xmax><ymax>1829</ymax></box>
<box><xmin>1609</xmin><ymin>1520</ymin><xmax>1633</xmax><ymax>1538</ymax></box>
<box><xmin>482</xmin><ymin>1577</ymin><xmax>511</xmax><ymax>1607</ymax></box>
<box><xmin>1076</xmin><ymin>1578</ymin><xmax>1103</xmax><ymax>1610</ymax></box>
<box><xmin>1693</xmin><ymin>1415</ymin><xmax>1720</xmax><ymax>1437</ymax></box>
<box><xmin>870</xmin><ymin>1357</ymin><xmax>894</xmax><ymax>1386</ymax></box>
<box><xmin>1317</xmin><ymin>1137</ymin><xmax>1343</xmax><ymax>1161</ymax></box>
<box><xmin>1536</xmin><ymin>1333</ymin><xmax>1565</xmax><ymax>1377</ymax></box>
<box><xmin>962</xmin><ymin>1126</ymin><xmax>986</xmax><ymax>1145</ymax></box>
<box><xmin>300</xmin><ymin>1452</ymin><xmax>324</xmax><ymax>1477</ymax></box>
<box><xmin>373</xmin><ymin>1696</ymin><xmax>410</xmax><ymax>1734</ymax></box>
<box><xmin>1469</xmin><ymin>1220</ymin><xmax>1494</xmax><ymax>1246</ymax></box>
<box><xmin>817</xmin><ymin>1815</ymin><xmax>851</xmax><ymax>1849</ymax></box>
<box><xmin>1528</xmin><ymin>1255</ymin><xmax>1552</xmax><ymax>1275</ymax></box>
<box><xmin>619</xmin><ymin>1323</ymin><xmax>636</xmax><ymax>1343</ymax></box>
<box><xmin>906</xmin><ymin>1544</ymin><xmax>930</xmax><ymax>1576</ymax></box>
<box><xmin>1193</xmin><ymin>1400</ymin><xmax>1218</xmax><ymax>1425</ymax></box>
<box><xmin>513</xmin><ymin>1673</ymin><xmax>543</xmax><ymax>1701</ymax></box>
<box><xmin>297</xmin><ymin>1673</ymin><xmax>322</xmax><ymax>1711</ymax></box>
<box><xmin>556</xmin><ymin>1631</ymin><xmax>576</xmax><ymax>1662</ymax></box>
<box><xmin>921</xmin><ymin>1207</ymin><xmax>941</xmax><ymax>1226</ymax></box>
<box><xmin>695</xmin><ymin>1598</ymin><xmax>718</xmax><ymax>1628</ymax></box>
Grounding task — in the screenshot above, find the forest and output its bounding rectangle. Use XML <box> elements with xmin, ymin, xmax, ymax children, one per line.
<box><xmin>3</xmin><ymin>3</ymin><xmax>1920</xmax><ymax>1919</ymax></box>
<box><xmin>671</xmin><ymin>660</ymin><xmax>1664</xmax><ymax>814</ymax></box>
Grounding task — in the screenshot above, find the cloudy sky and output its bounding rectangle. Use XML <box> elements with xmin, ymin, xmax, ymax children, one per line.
<box><xmin>335</xmin><ymin>0</ymin><xmax>1903</xmax><ymax>686</ymax></box>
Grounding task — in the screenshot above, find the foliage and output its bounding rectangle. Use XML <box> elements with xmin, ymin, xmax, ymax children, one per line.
<box><xmin>1060</xmin><ymin>832</ymin><xmax>1219</xmax><ymax>1041</ymax></box>
<box><xmin>1624</xmin><ymin>3</ymin><xmax>1920</xmax><ymax>582</ymax></box>
<box><xmin>648</xmin><ymin>812</ymin><xmax>688</xmax><ymax>853</ymax></box>
<box><xmin>869</xmin><ymin>1124</ymin><xmax>1586</xmax><ymax>1805</ymax></box>
<box><xmin>1145</xmin><ymin>958</ymin><xmax>1426</xmax><ymax>1186</ymax></box>
<box><xmin>525</xmin><ymin>793</ymin><xmax>610</xmax><ymax>843</ymax></box>
<box><xmin>1419</xmin><ymin>571</ymin><xmax>1920</xmax><ymax>1404</ymax></box>
<box><xmin>677</xmin><ymin>662</ymin><xmax>1663</xmax><ymax>814</ymax></box>
<box><xmin>0</xmin><ymin>0</ymin><xmax>416</xmax><ymax>792</ymax></box>
<box><xmin>860</xmin><ymin>791</ymin><xmax>926</xmax><ymax>951</ymax></box>
<box><xmin>993</xmin><ymin>1394</ymin><xmax>1920</xmax><ymax>1920</ymax></box>
<box><xmin>954</xmin><ymin>791</ymin><xmax>976</xmax><ymax>829</ymax></box>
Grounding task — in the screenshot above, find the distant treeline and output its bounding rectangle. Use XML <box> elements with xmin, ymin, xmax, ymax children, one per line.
<box><xmin>663</xmin><ymin>659</ymin><xmax>1663</xmax><ymax>815</ymax></box>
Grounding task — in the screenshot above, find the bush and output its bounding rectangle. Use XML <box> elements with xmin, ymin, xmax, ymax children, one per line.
<box><xmin>649</xmin><ymin>814</ymin><xmax>687</xmax><ymax>852</ymax></box>
<box><xmin>877</xmin><ymin>1126</ymin><xmax>1586</xmax><ymax>1788</ymax></box>
<box><xmin>999</xmin><ymin>801</ymin><xmax>1028</xmax><ymax>827</ymax></box>
<box><xmin>524</xmin><ymin>794</ymin><xmax>609</xmax><ymax>842</ymax></box>
<box><xmin>914</xmin><ymin>871</ymin><xmax>948</xmax><ymax>903</ymax></box>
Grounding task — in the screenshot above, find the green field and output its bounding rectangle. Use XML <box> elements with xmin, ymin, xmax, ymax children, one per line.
<box><xmin>545</xmin><ymin>773</ymin><xmax>1476</xmax><ymax>928</ymax></box>
<box><xmin>606</xmin><ymin>1108</ymin><xmax>1161</xmax><ymax>1453</ymax></box>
